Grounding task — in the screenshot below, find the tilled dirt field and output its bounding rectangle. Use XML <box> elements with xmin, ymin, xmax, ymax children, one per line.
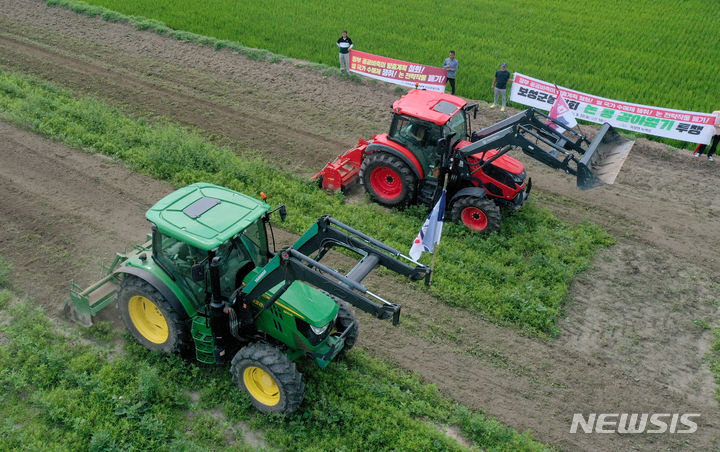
<box><xmin>1</xmin><ymin>1</ymin><xmax>719</xmax><ymax>450</ymax></box>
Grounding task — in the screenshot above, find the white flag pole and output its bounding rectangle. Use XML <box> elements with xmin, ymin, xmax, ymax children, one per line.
<box><xmin>427</xmin><ymin>172</ymin><xmax>449</xmax><ymax>286</ymax></box>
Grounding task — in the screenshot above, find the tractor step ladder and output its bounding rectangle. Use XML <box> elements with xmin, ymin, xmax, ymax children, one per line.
<box><xmin>191</xmin><ymin>316</ymin><xmax>216</xmax><ymax>364</ymax></box>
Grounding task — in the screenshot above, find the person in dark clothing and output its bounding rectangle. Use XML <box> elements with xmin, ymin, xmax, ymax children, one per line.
<box><xmin>491</xmin><ymin>62</ymin><xmax>511</xmax><ymax>111</ymax></box>
<box><xmin>442</xmin><ymin>50</ymin><xmax>458</xmax><ymax>95</ymax></box>
<box><xmin>694</xmin><ymin>110</ymin><xmax>720</xmax><ymax>162</ymax></box>
<box><xmin>337</xmin><ymin>30</ymin><xmax>353</xmax><ymax>73</ymax></box>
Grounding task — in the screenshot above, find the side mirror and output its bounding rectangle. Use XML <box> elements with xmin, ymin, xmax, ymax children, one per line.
<box><xmin>279</xmin><ymin>204</ymin><xmax>287</xmax><ymax>222</ymax></box>
<box><xmin>191</xmin><ymin>263</ymin><xmax>205</xmax><ymax>282</ymax></box>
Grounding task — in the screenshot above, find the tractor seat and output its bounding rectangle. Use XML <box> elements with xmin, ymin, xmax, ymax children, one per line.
<box><xmin>410</xmin><ymin>125</ymin><xmax>425</xmax><ymax>142</ymax></box>
<box><xmin>167</xmin><ymin>241</ymin><xmax>201</xmax><ymax>265</ymax></box>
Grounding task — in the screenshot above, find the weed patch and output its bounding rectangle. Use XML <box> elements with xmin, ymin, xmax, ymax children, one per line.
<box><xmin>0</xmin><ymin>257</ymin><xmax>11</xmax><ymax>289</ymax></box>
<box><xmin>708</xmin><ymin>329</ymin><xmax>720</xmax><ymax>406</ymax></box>
<box><xmin>0</xmin><ymin>287</ymin><xmax>546</xmax><ymax>451</ymax></box>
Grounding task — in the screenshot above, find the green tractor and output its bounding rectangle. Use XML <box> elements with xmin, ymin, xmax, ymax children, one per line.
<box><xmin>67</xmin><ymin>183</ymin><xmax>428</xmax><ymax>413</ymax></box>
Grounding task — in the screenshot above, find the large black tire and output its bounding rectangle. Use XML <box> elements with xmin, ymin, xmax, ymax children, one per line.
<box><xmin>117</xmin><ymin>276</ymin><xmax>190</xmax><ymax>355</ymax></box>
<box><xmin>335</xmin><ymin>301</ymin><xmax>359</xmax><ymax>358</ymax></box>
<box><xmin>360</xmin><ymin>152</ymin><xmax>417</xmax><ymax>208</ymax></box>
<box><xmin>450</xmin><ymin>196</ymin><xmax>502</xmax><ymax>234</ymax></box>
<box><xmin>230</xmin><ymin>343</ymin><xmax>305</xmax><ymax>414</ymax></box>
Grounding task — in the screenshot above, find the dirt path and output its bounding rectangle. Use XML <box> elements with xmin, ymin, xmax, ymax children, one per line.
<box><xmin>1</xmin><ymin>1</ymin><xmax>718</xmax><ymax>450</ymax></box>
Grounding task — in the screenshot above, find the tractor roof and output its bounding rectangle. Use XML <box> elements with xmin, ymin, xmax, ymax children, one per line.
<box><xmin>146</xmin><ymin>183</ymin><xmax>270</xmax><ymax>250</ymax></box>
<box><xmin>392</xmin><ymin>89</ymin><xmax>467</xmax><ymax>126</ymax></box>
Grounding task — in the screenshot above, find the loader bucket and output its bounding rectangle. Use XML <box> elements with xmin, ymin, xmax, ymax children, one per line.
<box><xmin>576</xmin><ymin>123</ymin><xmax>634</xmax><ymax>190</ymax></box>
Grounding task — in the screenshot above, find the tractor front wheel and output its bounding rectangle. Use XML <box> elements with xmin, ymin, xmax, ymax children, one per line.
<box><xmin>231</xmin><ymin>343</ymin><xmax>305</xmax><ymax>414</ymax></box>
<box><xmin>117</xmin><ymin>276</ymin><xmax>190</xmax><ymax>355</ymax></box>
<box><xmin>336</xmin><ymin>301</ymin><xmax>358</xmax><ymax>358</ymax></box>
<box><xmin>361</xmin><ymin>152</ymin><xmax>417</xmax><ymax>208</ymax></box>
<box><xmin>451</xmin><ymin>196</ymin><xmax>502</xmax><ymax>234</ymax></box>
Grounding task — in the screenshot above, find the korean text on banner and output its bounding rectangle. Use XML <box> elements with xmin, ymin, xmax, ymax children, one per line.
<box><xmin>509</xmin><ymin>73</ymin><xmax>716</xmax><ymax>144</ymax></box>
<box><xmin>349</xmin><ymin>50</ymin><xmax>447</xmax><ymax>92</ymax></box>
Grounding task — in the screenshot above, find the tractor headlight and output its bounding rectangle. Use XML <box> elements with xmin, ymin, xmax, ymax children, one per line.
<box><xmin>511</xmin><ymin>170</ymin><xmax>526</xmax><ymax>185</ymax></box>
<box><xmin>310</xmin><ymin>323</ymin><xmax>330</xmax><ymax>336</ymax></box>
<box><xmin>296</xmin><ymin>317</ymin><xmax>335</xmax><ymax>346</ymax></box>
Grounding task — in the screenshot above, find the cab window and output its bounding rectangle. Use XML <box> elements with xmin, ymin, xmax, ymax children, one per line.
<box><xmin>444</xmin><ymin>111</ymin><xmax>467</xmax><ymax>140</ymax></box>
<box><xmin>389</xmin><ymin>115</ymin><xmax>442</xmax><ymax>160</ymax></box>
<box><xmin>155</xmin><ymin>233</ymin><xmax>204</xmax><ymax>273</ymax></box>
<box><xmin>240</xmin><ymin>219</ymin><xmax>269</xmax><ymax>267</ymax></box>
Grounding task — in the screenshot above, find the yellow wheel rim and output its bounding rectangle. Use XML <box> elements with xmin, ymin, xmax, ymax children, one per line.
<box><xmin>243</xmin><ymin>366</ymin><xmax>280</xmax><ymax>406</ymax></box>
<box><xmin>128</xmin><ymin>295</ymin><xmax>169</xmax><ymax>344</ymax></box>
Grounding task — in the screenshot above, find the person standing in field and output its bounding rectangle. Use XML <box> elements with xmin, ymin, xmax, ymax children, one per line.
<box><xmin>442</xmin><ymin>50</ymin><xmax>458</xmax><ymax>95</ymax></box>
<box><xmin>693</xmin><ymin>109</ymin><xmax>720</xmax><ymax>162</ymax></box>
<box><xmin>337</xmin><ymin>30</ymin><xmax>353</xmax><ymax>73</ymax></box>
<box><xmin>491</xmin><ymin>62</ymin><xmax>511</xmax><ymax>112</ymax></box>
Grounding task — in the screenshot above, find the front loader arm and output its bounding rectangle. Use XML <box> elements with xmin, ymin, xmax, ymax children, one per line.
<box><xmin>239</xmin><ymin>216</ymin><xmax>430</xmax><ymax>325</ymax></box>
<box><xmin>294</xmin><ymin>216</ymin><xmax>427</xmax><ymax>282</ymax></box>
<box><xmin>461</xmin><ymin>111</ymin><xmax>581</xmax><ymax>175</ymax></box>
<box><xmin>240</xmin><ymin>249</ymin><xmax>402</xmax><ymax>324</ymax></box>
<box><xmin>457</xmin><ymin>109</ymin><xmax>634</xmax><ymax>189</ymax></box>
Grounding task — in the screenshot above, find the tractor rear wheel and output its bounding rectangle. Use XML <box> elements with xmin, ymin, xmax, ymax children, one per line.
<box><xmin>231</xmin><ymin>342</ymin><xmax>304</xmax><ymax>414</ymax></box>
<box><xmin>451</xmin><ymin>196</ymin><xmax>502</xmax><ymax>233</ymax></box>
<box><xmin>361</xmin><ymin>152</ymin><xmax>417</xmax><ymax>208</ymax></box>
<box><xmin>336</xmin><ymin>301</ymin><xmax>358</xmax><ymax>358</ymax></box>
<box><xmin>117</xmin><ymin>276</ymin><xmax>190</xmax><ymax>354</ymax></box>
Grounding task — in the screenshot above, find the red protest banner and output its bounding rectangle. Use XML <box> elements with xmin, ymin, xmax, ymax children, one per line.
<box><xmin>349</xmin><ymin>50</ymin><xmax>447</xmax><ymax>92</ymax></box>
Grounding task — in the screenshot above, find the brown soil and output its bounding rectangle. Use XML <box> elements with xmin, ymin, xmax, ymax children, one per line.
<box><xmin>1</xmin><ymin>1</ymin><xmax>718</xmax><ymax>450</ymax></box>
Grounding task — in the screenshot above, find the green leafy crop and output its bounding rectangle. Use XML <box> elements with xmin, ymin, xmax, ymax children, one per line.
<box><xmin>0</xmin><ymin>288</ymin><xmax>546</xmax><ymax>451</ymax></box>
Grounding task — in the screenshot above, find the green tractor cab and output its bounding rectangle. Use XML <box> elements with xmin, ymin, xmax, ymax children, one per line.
<box><xmin>67</xmin><ymin>182</ymin><xmax>428</xmax><ymax>414</ymax></box>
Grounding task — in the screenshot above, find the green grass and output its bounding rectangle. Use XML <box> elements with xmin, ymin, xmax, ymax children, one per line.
<box><xmin>48</xmin><ymin>0</ymin><xmax>718</xmax><ymax>115</ymax></box>
<box><xmin>0</xmin><ymin>289</ymin><xmax>546</xmax><ymax>451</ymax></box>
<box><xmin>708</xmin><ymin>329</ymin><xmax>720</xmax><ymax>406</ymax></box>
<box><xmin>0</xmin><ymin>69</ymin><xmax>613</xmax><ymax>335</ymax></box>
<box><xmin>0</xmin><ymin>256</ymin><xmax>11</xmax><ymax>288</ymax></box>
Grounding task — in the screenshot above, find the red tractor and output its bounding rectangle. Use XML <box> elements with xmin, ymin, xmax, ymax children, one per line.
<box><xmin>314</xmin><ymin>89</ymin><xmax>633</xmax><ymax>233</ymax></box>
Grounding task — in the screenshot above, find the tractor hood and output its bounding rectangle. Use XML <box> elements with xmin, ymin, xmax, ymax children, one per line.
<box><xmin>244</xmin><ymin>268</ymin><xmax>338</xmax><ymax>327</ymax></box>
<box><xmin>456</xmin><ymin>140</ymin><xmax>525</xmax><ymax>174</ymax></box>
<box><xmin>473</xmin><ymin>148</ymin><xmax>525</xmax><ymax>174</ymax></box>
